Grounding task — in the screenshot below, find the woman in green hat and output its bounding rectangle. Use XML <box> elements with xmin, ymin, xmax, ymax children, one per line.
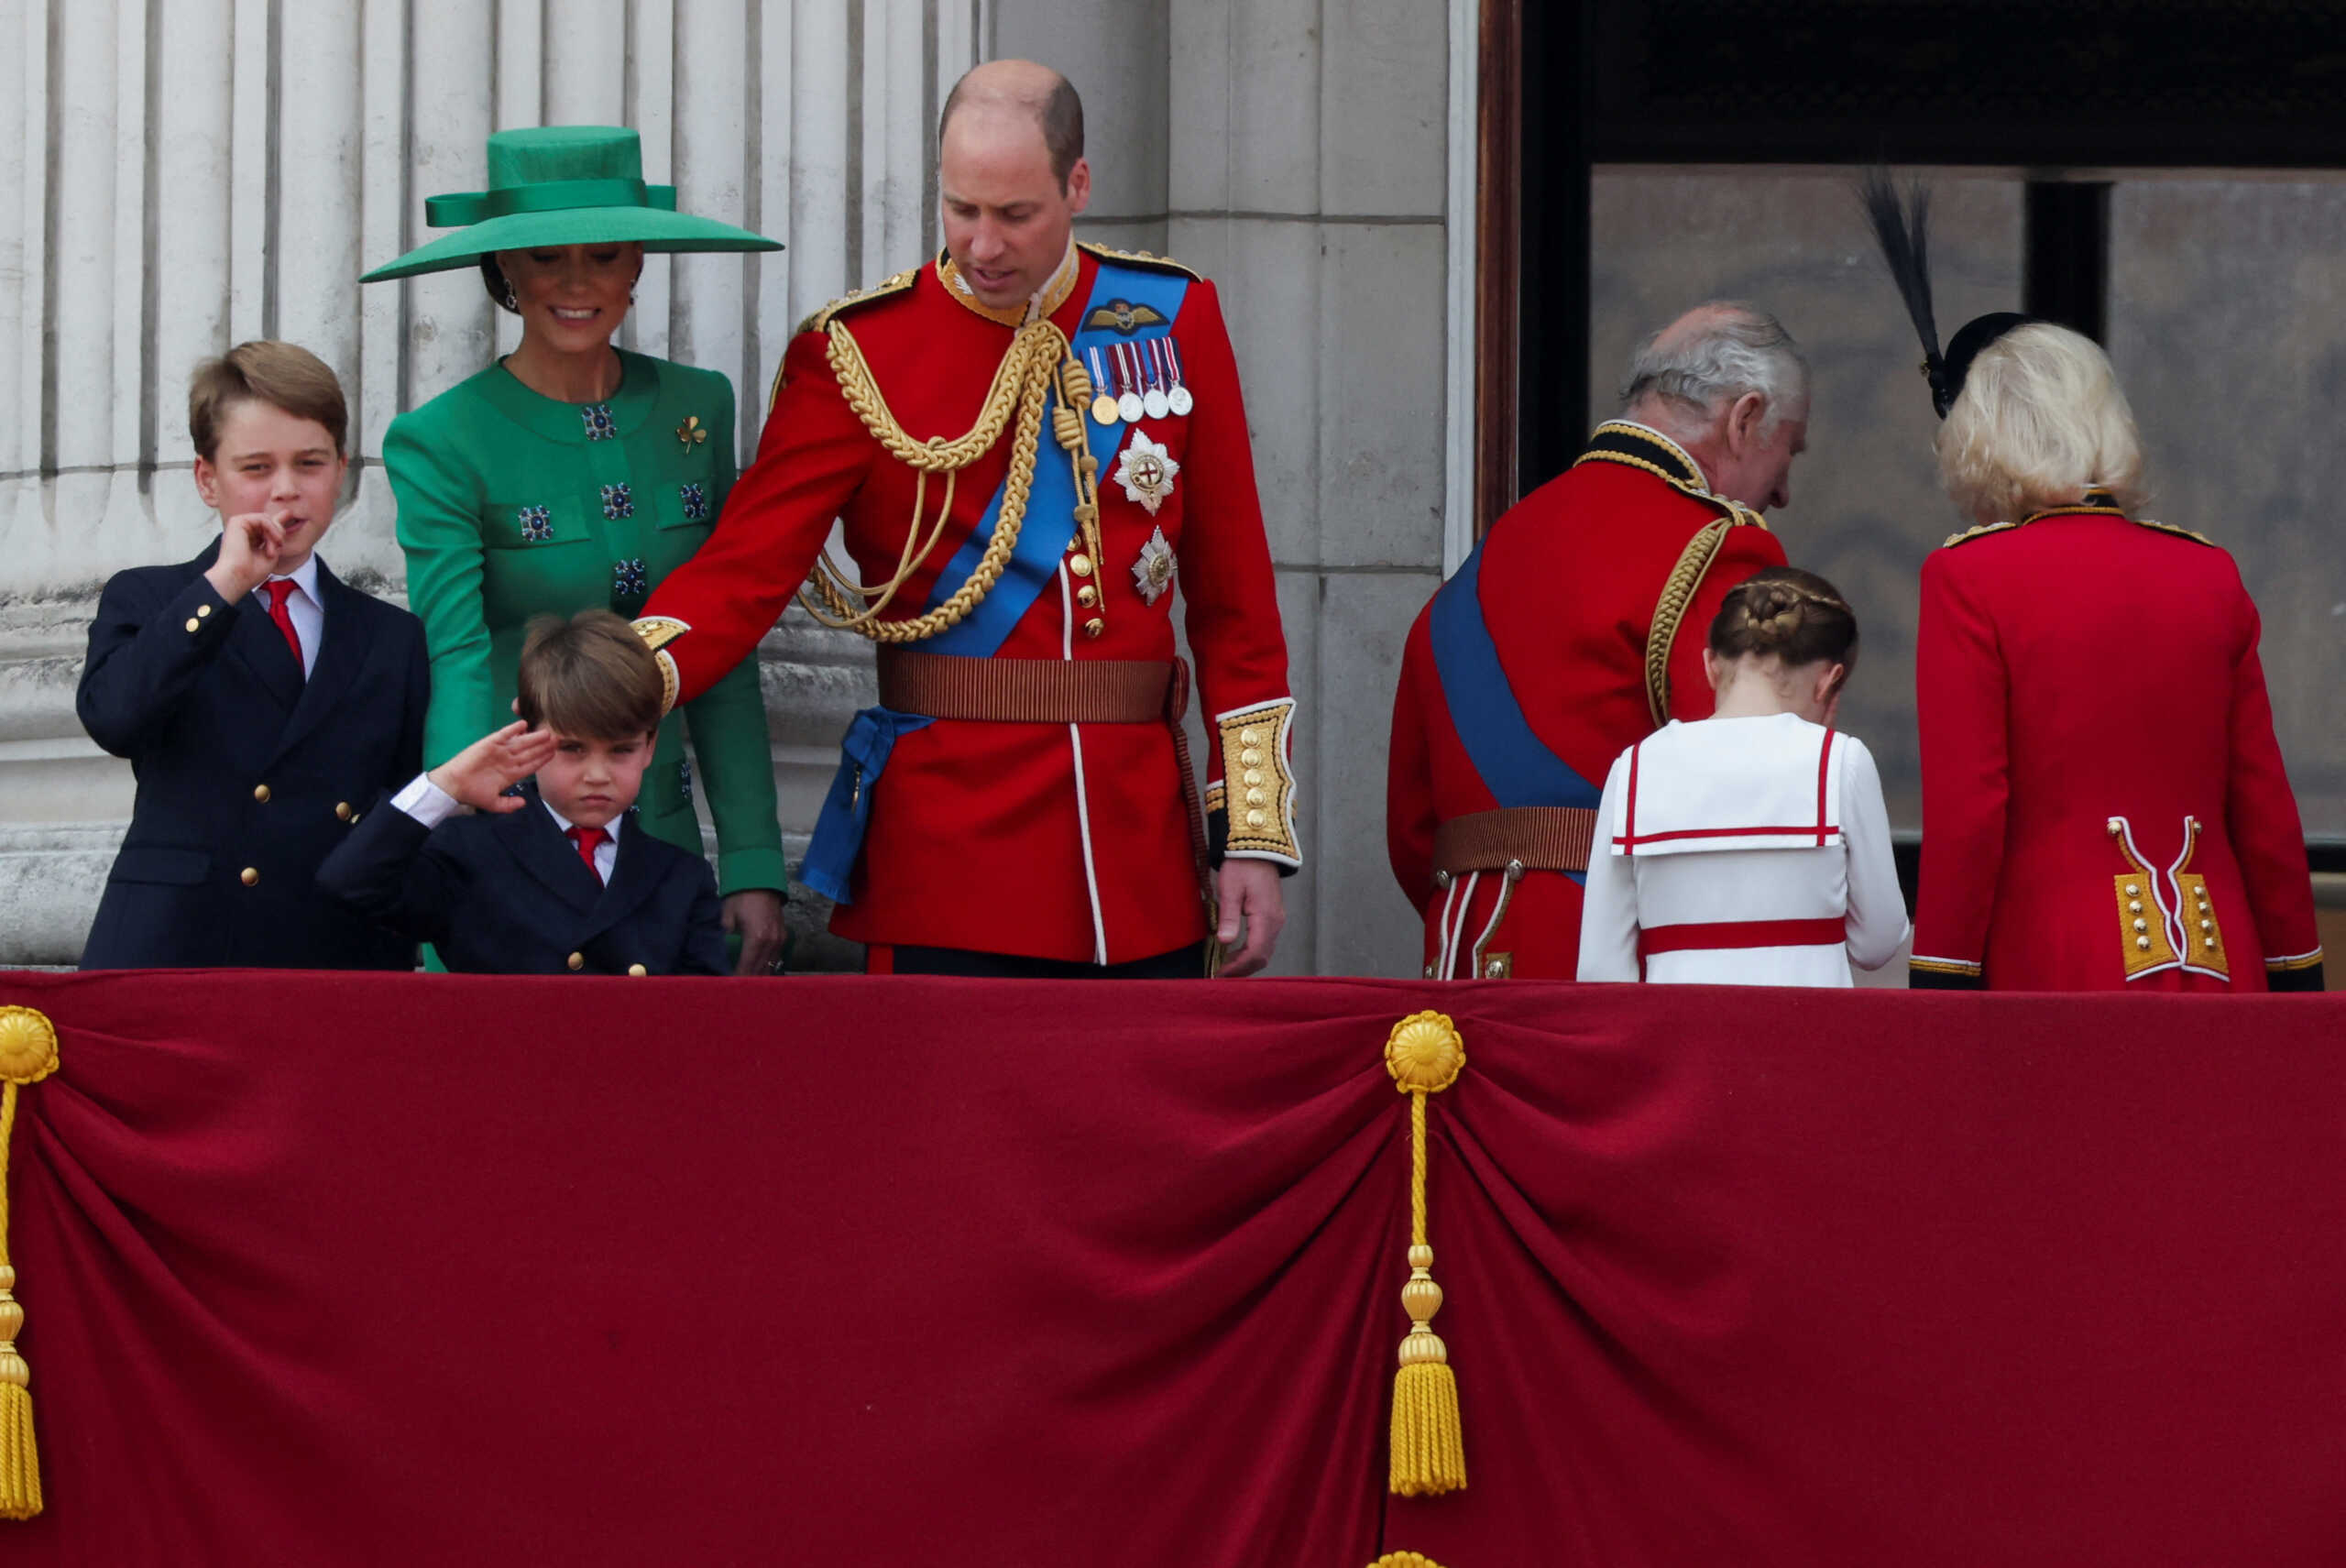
<box><xmin>364</xmin><ymin>126</ymin><xmax>789</xmax><ymax>973</ymax></box>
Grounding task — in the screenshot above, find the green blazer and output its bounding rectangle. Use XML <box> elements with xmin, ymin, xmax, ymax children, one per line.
<box><xmin>386</xmin><ymin>349</ymin><xmax>785</xmax><ymax>895</ymax></box>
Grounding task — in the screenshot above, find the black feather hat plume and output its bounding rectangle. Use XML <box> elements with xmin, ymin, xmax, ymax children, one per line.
<box><xmin>1859</xmin><ymin>168</ymin><xmax>2035</xmax><ymax>420</ymax></box>
<box><xmin>1859</xmin><ymin>169</ymin><xmax>1952</xmax><ymax>414</ymax></box>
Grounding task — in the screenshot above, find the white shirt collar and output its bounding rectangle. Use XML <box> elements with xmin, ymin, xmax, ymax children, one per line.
<box><xmin>1609</xmin><ymin>420</ymin><xmax>1712</xmax><ymax>491</ymax></box>
<box><xmin>266</xmin><ymin>553</ymin><xmax>323</xmax><ymax>605</ymax></box>
<box><xmin>539</xmin><ymin>795</ymin><xmax>624</xmax><ymax>842</ymax></box>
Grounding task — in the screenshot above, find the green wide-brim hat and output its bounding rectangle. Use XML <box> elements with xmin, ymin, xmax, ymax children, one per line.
<box><xmin>360</xmin><ymin>125</ymin><xmax>781</xmax><ymax>283</ymax></box>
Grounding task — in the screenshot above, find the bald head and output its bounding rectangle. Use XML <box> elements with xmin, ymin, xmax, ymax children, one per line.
<box><xmin>1619</xmin><ymin>301</ymin><xmax>1811</xmax><ymax>511</ymax></box>
<box><xmin>939</xmin><ymin>60</ymin><xmax>1085</xmax><ymax>191</ymax></box>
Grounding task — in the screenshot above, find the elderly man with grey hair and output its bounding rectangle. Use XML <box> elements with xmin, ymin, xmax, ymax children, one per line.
<box><xmin>1386</xmin><ymin>301</ymin><xmax>1805</xmax><ymax>981</ymax></box>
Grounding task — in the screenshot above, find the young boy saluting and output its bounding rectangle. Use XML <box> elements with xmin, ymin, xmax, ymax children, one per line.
<box><xmin>77</xmin><ymin>342</ymin><xmax>430</xmax><ymax>970</ymax></box>
<box><xmin>318</xmin><ymin>610</ymin><xmax>728</xmax><ymax>976</ymax></box>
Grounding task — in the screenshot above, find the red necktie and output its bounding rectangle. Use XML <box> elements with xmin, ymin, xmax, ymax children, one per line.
<box><xmin>566</xmin><ymin>825</ymin><xmax>608</xmax><ymax>883</ymax></box>
<box><xmin>263</xmin><ymin>579</ymin><xmax>304</xmax><ymax>670</ymax></box>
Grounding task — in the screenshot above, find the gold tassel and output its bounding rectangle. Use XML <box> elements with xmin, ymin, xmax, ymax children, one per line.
<box><xmin>1383</xmin><ymin>1011</ymin><xmax>1468</xmax><ymax>1497</ymax></box>
<box><xmin>1366</xmin><ymin>1554</ymin><xmax>1450</xmax><ymax>1568</ymax></box>
<box><xmin>0</xmin><ymin>1004</ymin><xmax>60</xmax><ymax>1522</ymax></box>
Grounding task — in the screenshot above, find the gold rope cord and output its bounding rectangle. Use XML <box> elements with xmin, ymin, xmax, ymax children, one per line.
<box><xmin>0</xmin><ymin>1004</ymin><xmax>59</xmax><ymax>1521</ymax></box>
<box><xmin>1384</xmin><ymin>1010</ymin><xmax>1468</xmax><ymax>1497</ymax></box>
<box><xmin>800</xmin><ymin>315</ymin><xmax>1106</xmax><ymax>643</ymax></box>
<box><xmin>1644</xmin><ymin>518</ymin><xmax>1732</xmax><ymax>728</ymax></box>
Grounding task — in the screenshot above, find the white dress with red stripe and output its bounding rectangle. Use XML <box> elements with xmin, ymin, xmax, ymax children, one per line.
<box><xmin>1578</xmin><ymin>714</ymin><xmax>1910</xmax><ymax>987</ymax></box>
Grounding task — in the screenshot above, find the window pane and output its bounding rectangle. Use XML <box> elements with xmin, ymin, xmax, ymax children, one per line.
<box><xmin>2108</xmin><ymin>177</ymin><xmax>2346</xmax><ymax>839</ymax></box>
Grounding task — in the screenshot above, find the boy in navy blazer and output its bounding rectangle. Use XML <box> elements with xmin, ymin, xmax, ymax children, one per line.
<box><xmin>78</xmin><ymin>342</ymin><xmax>429</xmax><ymax>970</ymax></box>
<box><xmin>318</xmin><ymin>610</ymin><xmax>728</xmax><ymax>976</ymax></box>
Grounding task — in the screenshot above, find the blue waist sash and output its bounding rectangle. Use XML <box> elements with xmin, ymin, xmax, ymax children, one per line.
<box><xmin>1426</xmin><ymin>540</ymin><xmax>1604</xmax><ymax>887</ymax></box>
<box><xmin>802</xmin><ymin>258</ymin><xmax>1193</xmax><ymax>904</ymax></box>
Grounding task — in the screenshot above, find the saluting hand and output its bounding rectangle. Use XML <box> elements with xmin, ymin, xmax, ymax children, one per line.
<box><xmin>203</xmin><ymin>510</ymin><xmax>291</xmax><ymax>600</ymax></box>
<box><xmin>426</xmin><ymin>720</ymin><xmax>562</xmax><ymax>813</ymax></box>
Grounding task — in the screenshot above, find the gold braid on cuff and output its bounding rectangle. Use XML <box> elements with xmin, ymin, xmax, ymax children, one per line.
<box><xmin>1214</xmin><ymin>698</ymin><xmax>1300</xmax><ymax>865</ymax></box>
<box><xmin>630</xmin><ymin>617</ymin><xmax>692</xmax><ymax>717</ymax></box>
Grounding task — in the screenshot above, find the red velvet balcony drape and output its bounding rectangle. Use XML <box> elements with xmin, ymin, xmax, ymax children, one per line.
<box><xmin>3</xmin><ymin>970</ymin><xmax>2341</xmax><ymax>1566</ymax></box>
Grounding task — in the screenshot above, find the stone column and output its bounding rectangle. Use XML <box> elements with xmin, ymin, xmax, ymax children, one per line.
<box><xmin>1165</xmin><ymin>0</ymin><xmax>1455</xmax><ymax>975</ymax></box>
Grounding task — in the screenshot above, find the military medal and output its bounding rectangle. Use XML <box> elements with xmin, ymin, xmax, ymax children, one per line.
<box><xmin>1086</xmin><ymin>347</ymin><xmax>1120</xmax><ymax>424</ymax></box>
<box><xmin>1163</xmin><ymin>338</ymin><xmax>1195</xmax><ymax>417</ymax></box>
<box><xmin>1131</xmin><ymin>524</ymin><xmax>1177</xmax><ymax>605</ymax></box>
<box><xmin>1113</xmin><ymin>430</ymin><xmax>1179</xmax><ymax>516</ymax></box>
<box><xmin>1114</xmin><ymin>343</ymin><xmax>1145</xmax><ymax>423</ymax></box>
<box><xmin>1142</xmin><ymin>340</ymin><xmax>1172</xmax><ymax>421</ymax></box>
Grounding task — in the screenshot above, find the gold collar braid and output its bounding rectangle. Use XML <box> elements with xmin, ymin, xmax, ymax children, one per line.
<box><xmin>800</xmin><ymin>316</ymin><xmax>1108</xmax><ymax>641</ymax></box>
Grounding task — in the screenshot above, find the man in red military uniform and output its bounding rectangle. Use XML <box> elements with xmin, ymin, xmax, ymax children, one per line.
<box><xmin>1386</xmin><ymin>303</ymin><xmax>1805</xmax><ymax>980</ymax></box>
<box><xmin>635</xmin><ymin>60</ymin><xmax>1297</xmax><ymax>977</ymax></box>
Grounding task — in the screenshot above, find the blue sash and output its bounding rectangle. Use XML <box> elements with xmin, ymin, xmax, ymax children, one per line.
<box><xmin>1426</xmin><ymin>540</ymin><xmax>1603</xmax><ymax>885</ymax></box>
<box><xmin>802</xmin><ymin>259</ymin><xmax>1193</xmax><ymax>903</ymax></box>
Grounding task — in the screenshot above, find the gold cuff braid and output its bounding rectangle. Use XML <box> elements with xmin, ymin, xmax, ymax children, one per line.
<box><xmin>1215</xmin><ymin>699</ymin><xmax>1300</xmax><ymax>865</ymax></box>
<box><xmin>630</xmin><ymin>617</ymin><xmax>691</xmax><ymax>717</ymax></box>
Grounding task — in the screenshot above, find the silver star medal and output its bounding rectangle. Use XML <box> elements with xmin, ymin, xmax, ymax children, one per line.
<box><xmin>1113</xmin><ymin>429</ymin><xmax>1179</xmax><ymax>517</ymax></box>
<box><xmin>1132</xmin><ymin>525</ymin><xmax>1177</xmax><ymax>606</ymax></box>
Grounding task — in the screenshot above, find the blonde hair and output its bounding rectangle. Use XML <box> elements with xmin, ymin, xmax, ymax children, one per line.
<box><xmin>1935</xmin><ymin>323</ymin><xmax>2144</xmax><ymax>521</ymax></box>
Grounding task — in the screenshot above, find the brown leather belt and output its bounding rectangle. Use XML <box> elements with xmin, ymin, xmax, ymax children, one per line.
<box><xmin>875</xmin><ymin>648</ymin><xmax>1172</xmax><ymax>724</ymax></box>
<box><xmin>1432</xmin><ymin>806</ymin><xmax>1599</xmax><ymax>875</ymax></box>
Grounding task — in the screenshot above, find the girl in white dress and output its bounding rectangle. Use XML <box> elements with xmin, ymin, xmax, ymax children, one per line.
<box><xmin>1578</xmin><ymin>568</ymin><xmax>1909</xmax><ymax>986</ymax></box>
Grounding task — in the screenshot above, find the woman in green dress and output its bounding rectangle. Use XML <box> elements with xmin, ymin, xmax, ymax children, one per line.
<box><xmin>363</xmin><ymin>126</ymin><xmax>787</xmax><ymax>972</ymax></box>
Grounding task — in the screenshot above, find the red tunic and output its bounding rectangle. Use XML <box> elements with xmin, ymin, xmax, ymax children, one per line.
<box><xmin>639</xmin><ymin>246</ymin><xmax>1295</xmax><ymax>964</ymax></box>
<box><xmin>1386</xmin><ymin>423</ymin><xmax>1787</xmax><ymax>979</ymax></box>
<box><xmin>1911</xmin><ymin>499</ymin><xmax>2322</xmax><ymax>991</ymax></box>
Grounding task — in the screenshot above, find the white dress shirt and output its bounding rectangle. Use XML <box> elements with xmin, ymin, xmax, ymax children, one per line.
<box><xmin>258</xmin><ymin>554</ymin><xmax>324</xmax><ymax>677</ymax></box>
<box><xmin>1578</xmin><ymin>714</ymin><xmax>1910</xmax><ymax>987</ymax></box>
<box><xmin>389</xmin><ymin>773</ymin><xmax>623</xmax><ymax>884</ymax></box>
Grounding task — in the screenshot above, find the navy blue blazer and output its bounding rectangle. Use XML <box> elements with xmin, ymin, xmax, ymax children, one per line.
<box><xmin>315</xmin><ymin>781</ymin><xmax>728</xmax><ymax>976</ymax></box>
<box><xmin>77</xmin><ymin>541</ymin><xmax>429</xmax><ymax>970</ymax></box>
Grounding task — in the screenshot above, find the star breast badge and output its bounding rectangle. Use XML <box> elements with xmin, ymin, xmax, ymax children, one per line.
<box><xmin>1131</xmin><ymin>525</ymin><xmax>1177</xmax><ymax>606</ymax></box>
<box><xmin>1113</xmin><ymin>430</ymin><xmax>1179</xmax><ymax>517</ymax></box>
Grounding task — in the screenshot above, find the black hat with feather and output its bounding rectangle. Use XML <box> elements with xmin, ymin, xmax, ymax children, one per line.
<box><xmin>1860</xmin><ymin>171</ymin><xmax>2034</xmax><ymax>419</ymax></box>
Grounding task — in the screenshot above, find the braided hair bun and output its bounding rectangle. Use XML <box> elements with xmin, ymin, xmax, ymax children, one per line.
<box><xmin>1709</xmin><ymin>566</ymin><xmax>1858</xmax><ymax>672</ymax></box>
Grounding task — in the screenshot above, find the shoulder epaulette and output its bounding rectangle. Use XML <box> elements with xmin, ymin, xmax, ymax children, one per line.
<box><xmin>795</xmin><ymin>268</ymin><xmax>919</xmax><ymax>338</ymax></box>
<box><xmin>1078</xmin><ymin>241</ymin><xmax>1203</xmax><ymax>282</ymax></box>
<box><xmin>2134</xmin><ymin>518</ymin><xmax>2219</xmax><ymax>547</ymax></box>
<box><xmin>1940</xmin><ymin>520</ymin><xmax>2021</xmax><ymax>549</ymax></box>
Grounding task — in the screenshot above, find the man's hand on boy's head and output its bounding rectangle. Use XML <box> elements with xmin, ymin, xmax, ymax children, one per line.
<box><xmin>203</xmin><ymin>510</ymin><xmax>291</xmax><ymax>600</ymax></box>
<box><xmin>426</xmin><ymin>720</ymin><xmax>561</xmax><ymax>813</ymax></box>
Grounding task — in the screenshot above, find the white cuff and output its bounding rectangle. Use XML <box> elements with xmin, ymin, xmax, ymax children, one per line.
<box><xmin>389</xmin><ymin>773</ymin><xmax>461</xmax><ymax>828</ymax></box>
